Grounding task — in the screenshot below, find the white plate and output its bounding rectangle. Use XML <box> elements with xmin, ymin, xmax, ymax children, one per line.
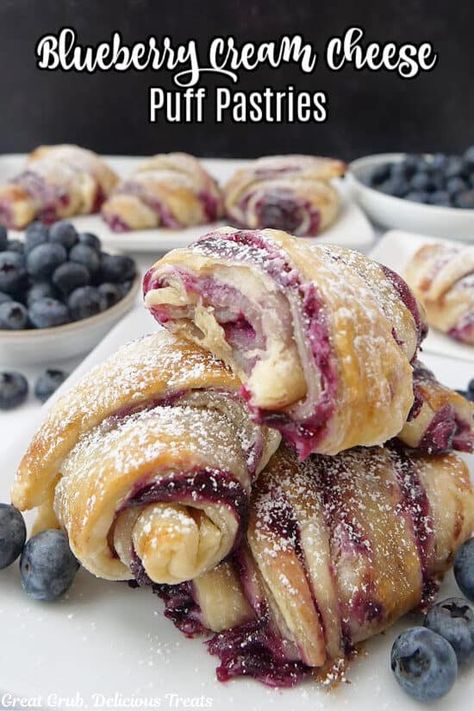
<box><xmin>0</xmin><ymin>155</ymin><xmax>374</xmax><ymax>253</ymax></box>
<box><xmin>347</xmin><ymin>153</ymin><xmax>474</xmax><ymax>241</ymax></box>
<box><xmin>370</xmin><ymin>230</ymin><xmax>474</xmax><ymax>363</ymax></box>
<box><xmin>1</xmin><ymin>306</ymin><xmax>473</xmax><ymax>710</ymax></box>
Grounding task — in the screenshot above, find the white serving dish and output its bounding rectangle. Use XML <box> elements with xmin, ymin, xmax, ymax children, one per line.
<box><xmin>1</xmin><ymin>305</ymin><xmax>473</xmax><ymax>710</ymax></box>
<box><xmin>0</xmin><ymin>274</ymin><xmax>140</xmax><ymax>365</ymax></box>
<box><xmin>0</xmin><ymin>155</ymin><xmax>374</xmax><ymax>253</ymax></box>
<box><xmin>370</xmin><ymin>230</ymin><xmax>474</xmax><ymax>362</ymax></box>
<box><xmin>347</xmin><ymin>153</ymin><xmax>474</xmax><ymax>241</ymax></box>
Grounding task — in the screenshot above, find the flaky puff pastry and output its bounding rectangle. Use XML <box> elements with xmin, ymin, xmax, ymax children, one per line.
<box><xmin>0</xmin><ymin>144</ymin><xmax>118</xmax><ymax>229</ymax></box>
<box><xmin>150</xmin><ymin>444</ymin><xmax>474</xmax><ymax>687</ymax></box>
<box><xmin>223</xmin><ymin>155</ymin><xmax>346</xmax><ymax>236</ymax></box>
<box><xmin>144</xmin><ymin>227</ymin><xmax>427</xmax><ymax>457</ymax></box>
<box><xmin>405</xmin><ymin>241</ymin><xmax>474</xmax><ymax>344</ymax></box>
<box><xmin>101</xmin><ymin>152</ymin><xmax>223</xmax><ymax>232</ymax></box>
<box><xmin>11</xmin><ymin>332</ymin><xmax>280</xmax><ymax>584</ymax></box>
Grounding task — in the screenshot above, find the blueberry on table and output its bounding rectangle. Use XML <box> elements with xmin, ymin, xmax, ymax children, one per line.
<box><xmin>454</xmin><ymin>538</ymin><xmax>474</xmax><ymax>602</ymax></box>
<box><xmin>52</xmin><ymin>262</ymin><xmax>90</xmax><ymax>296</ymax></box>
<box><xmin>0</xmin><ymin>224</ymin><xmax>8</xmax><ymax>250</ymax></box>
<box><xmin>24</xmin><ymin>222</ymin><xmax>49</xmax><ymax>253</ymax></box>
<box><xmin>100</xmin><ymin>253</ymin><xmax>136</xmax><ymax>283</ymax></box>
<box><xmin>455</xmin><ymin>190</ymin><xmax>474</xmax><ymax>209</ymax></box>
<box><xmin>78</xmin><ymin>232</ymin><xmax>101</xmax><ymax>251</ymax></box>
<box><xmin>98</xmin><ymin>282</ymin><xmax>123</xmax><ymax>311</ymax></box>
<box><xmin>20</xmin><ymin>529</ymin><xmax>80</xmax><ymax>601</ymax></box>
<box><xmin>34</xmin><ymin>369</ymin><xmax>68</xmax><ymax>403</ymax></box>
<box><xmin>68</xmin><ymin>286</ymin><xmax>101</xmax><ymax>321</ymax></box>
<box><xmin>0</xmin><ymin>251</ymin><xmax>27</xmax><ymax>295</ymax></box>
<box><xmin>49</xmin><ymin>221</ymin><xmax>78</xmax><ymax>250</ymax></box>
<box><xmin>69</xmin><ymin>244</ymin><xmax>100</xmax><ymax>275</ymax></box>
<box><xmin>424</xmin><ymin>598</ymin><xmax>474</xmax><ymax>665</ymax></box>
<box><xmin>0</xmin><ymin>301</ymin><xmax>28</xmax><ymax>330</ymax></box>
<box><xmin>0</xmin><ymin>291</ymin><xmax>12</xmax><ymax>305</ymax></box>
<box><xmin>26</xmin><ymin>281</ymin><xmax>55</xmax><ymax>307</ymax></box>
<box><xmin>0</xmin><ymin>371</ymin><xmax>28</xmax><ymax>409</ymax></box>
<box><xmin>29</xmin><ymin>298</ymin><xmax>70</xmax><ymax>329</ymax></box>
<box><xmin>391</xmin><ymin>627</ymin><xmax>457</xmax><ymax>701</ymax></box>
<box><xmin>26</xmin><ymin>243</ymin><xmax>67</xmax><ymax>279</ymax></box>
<box><xmin>0</xmin><ymin>504</ymin><xmax>26</xmax><ymax>569</ymax></box>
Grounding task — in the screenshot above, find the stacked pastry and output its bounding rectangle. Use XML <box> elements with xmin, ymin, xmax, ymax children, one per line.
<box><xmin>12</xmin><ymin>227</ymin><xmax>474</xmax><ymax>688</ymax></box>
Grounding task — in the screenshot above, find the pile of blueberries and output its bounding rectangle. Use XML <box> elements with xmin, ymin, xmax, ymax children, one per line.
<box><xmin>0</xmin><ymin>221</ymin><xmax>136</xmax><ymax>330</ymax></box>
<box><xmin>0</xmin><ymin>503</ymin><xmax>79</xmax><ymax>601</ymax></box>
<box><xmin>391</xmin><ymin>537</ymin><xmax>474</xmax><ymax>701</ymax></box>
<box><xmin>368</xmin><ymin>146</ymin><xmax>474</xmax><ymax>208</ymax></box>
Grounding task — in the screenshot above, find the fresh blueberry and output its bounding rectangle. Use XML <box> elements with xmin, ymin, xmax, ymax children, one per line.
<box><xmin>20</xmin><ymin>529</ymin><xmax>80</xmax><ymax>601</ymax></box>
<box><xmin>405</xmin><ymin>190</ymin><xmax>430</xmax><ymax>203</ymax></box>
<box><xmin>68</xmin><ymin>286</ymin><xmax>101</xmax><ymax>321</ymax></box>
<box><xmin>49</xmin><ymin>221</ymin><xmax>78</xmax><ymax>250</ymax></box>
<box><xmin>431</xmin><ymin>153</ymin><xmax>449</xmax><ymax>171</ymax></box>
<box><xmin>26</xmin><ymin>243</ymin><xmax>67</xmax><ymax>279</ymax></box>
<box><xmin>428</xmin><ymin>191</ymin><xmax>451</xmax><ymax>207</ymax></box>
<box><xmin>454</xmin><ymin>538</ymin><xmax>474</xmax><ymax>602</ymax></box>
<box><xmin>98</xmin><ymin>283</ymin><xmax>123</xmax><ymax>311</ymax></box>
<box><xmin>390</xmin><ymin>162</ymin><xmax>410</xmax><ymax>180</ymax></box>
<box><xmin>445</xmin><ymin>156</ymin><xmax>466</xmax><ymax>180</ymax></box>
<box><xmin>52</xmin><ymin>262</ymin><xmax>90</xmax><ymax>297</ymax></box>
<box><xmin>34</xmin><ymin>369</ymin><xmax>68</xmax><ymax>403</ymax></box>
<box><xmin>29</xmin><ymin>298</ymin><xmax>69</xmax><ymax>328</ymax></box>
<box><xmin>0</xmin><ymin>225</ymin><xmax>8</xmax><ymax>250</ymax></box>
<box><xmin>24</xmin><ymin>222</ymin><xmax>49</xmax><ymax>253</ymax></box>
<box><xmin>464</xmin><ymin>145</ymin><xmax>474</xmax><ymax>165</ymax></box>
<box><xmin>0</xmin><ymin>251</ymin><xmax>27</xmax><ymax>295</ymax></box>
<box><xmin>26</xmin><ymin>281</ymin><xmax>55</xmax><ymax>307</ymax></box>
<box><xmin>403</xmin><ymin>154</ymin><xmax>422</xmax><ymax>174</ymax></box>
<box><xmin>424</xmin><ymin>598</ymin><xmax>474</xmax><ymax>665</ymax></box>
<box><xmin>78</xmin><ymin>232</ymin><xmax>101</xmax><ymax>251</ymax></box>
<box><xmin>391</xmin><ymin>627</ymin><xmax>457</xmax><ymax>702</ymax></box>
<box><xmin>0</xmin><ymin>371</ymin><xmax>28</xmax><ymax>409</ymax></box>
<box><xmin>446</xmin><ymin>176</ymin><xmax>467</xmax><ymax>196</ymax></box>
<box><xmin>69</xmin><ymin>244</ymin><xmax>100</xmax><ymax>275</ymax></box>
<box><xmin>6</xmin><ymin>239</ymin><xmax>24</xmax><ymax>254</ymax></box>
<box><xmin>0</xmin><ymin>504</ymin><xmax>26</xmax><ymax>569</ymax></box>
<box><xmin>410</xmin><ymin>172</ymin><xmax>432</xmax><ymax>192</ymax></box>
<box><xmin>0</xmin><ymin>291</ymin><xmax>12</xmax><ymax>305</ymax></box>
<box><xmin>0</xmin><ymin>301</ymin><xmax>28</xmax><ymax>329</ymax></box>
<box><xmin>455</xmin><ymin>190</ymin><xmax>474</xmax><ymax>209</ymax></box>
<box><xmin>99</xmin><ymin>254</ymin><xmax>136</xmax><ymax>284</ymax></box>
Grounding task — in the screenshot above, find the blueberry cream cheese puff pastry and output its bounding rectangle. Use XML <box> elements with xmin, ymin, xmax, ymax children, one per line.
<box><xmin>11</xmin><ymin>332</ymin><xmax>280</xmax><ymax>584</ymax></box>
<box><xmin>223</xmin><ymin>155</ymin><xmax>346</xmax><ymax>236</ymax></box>
<box><xmin>0</xmin><ymin>144</ymin><xmax>118</xmax><ymax>229</ymax></box>
<box><xmin>148</xmin><ymin>445</ymin><xmax>474</xmax><ymax>687</ymax></box>
<box><xmin>101</xmin><ymin>153</ymin><xmax>223</xmax><ymax>232</ymax></box>
<box><xmin>143</xmin><ymin>227</ymin><xmax>428</xmax><ymax>457</ymax></box>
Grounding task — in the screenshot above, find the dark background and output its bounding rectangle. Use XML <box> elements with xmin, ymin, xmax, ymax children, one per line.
<box><xmin>0</xmin><ymin>0</ymin><xmax>472</xmax><ymax>161</ymax></box>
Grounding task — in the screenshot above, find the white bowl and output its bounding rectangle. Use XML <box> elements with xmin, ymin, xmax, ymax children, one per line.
<box><xmin>0</xmin><ymin>276</ymin><xmax>141</xmax><ymax>365</ymax></box>
<box><xmin>347</xmin><ymin>153</ymin><xmax>474</xmax><ymax>241</ymax></box>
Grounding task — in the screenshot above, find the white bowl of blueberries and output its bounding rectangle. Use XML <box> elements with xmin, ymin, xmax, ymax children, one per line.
<box><xmin>347</xmin><ymin>147</ymin><xmax>474</xmax><ymax>239</ymax></box>
<box><xmin>0</xmin><ymin>220</ymin><xmax>140</xmax><ymax>364</ymax></box>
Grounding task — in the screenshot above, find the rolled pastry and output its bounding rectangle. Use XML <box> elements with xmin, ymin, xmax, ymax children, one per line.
<box><xmin>144</xmin><ymin>227</ymin><xmax>427</xmax><ymax>457</ymax></box>
<box><xmin>223</xmin><ymin>155</ymin><xmax>346</xmax><ymax>236</ymax></box>
<box><xmin>101</xmin><ymin>153</ymin><xmax>223</xmax><ymax>232</ymax></box>
<box><xmin>404</xmin><ymin>241</ymin><xmax>474</xmax><ymax>344</ymax></box>
<box><xmin>11</xmin><ymin>332</ymin><xmax>280</xmax><ymax>584</ymax></box>
<box><xmin>150</xmin><ymin>444</ymin><xmax>474</xmax><ymax>687</ymax></box>
<box><xmin>0</xmin><ymin>144</ymin><xmax>118</xmax><ymax>228</ymax></box>
<box><xmin>398</xmin><ymin>360</ymin><xmax>474</xmax><ymax>453</ymax></box>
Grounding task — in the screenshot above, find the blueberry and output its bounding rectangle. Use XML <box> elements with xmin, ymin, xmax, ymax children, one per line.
<box><xmin>98</xmin><ymin>283</ymin><xmax>123</xmax><ymax>311</ymax></box>
<box><xmin>431</xmin><ymin>153</ymin><xmax>449</xmax><ymax>171</ymax></box>
<box><xmin>24</xmin><ymin>222</ymin><xmax>49</xmax><ymax>252</ymax></box>
<box><xmin>390</xmin><ymin>162</ymin><xmax>410</xmax><ymax>180</ymax></box>
<box><xmin>34</xmin><ymin>369</ymin><xmax>68</xmax><ymax>403</ymax></box>
<box><xmin>20</xmin><ymin>529</ymin><xmax>80</xmax><ymax>601</ymax></box>
<box><xmin>446</xmin><ymin>176</ymin><xmax>467</xmax><ymax>196</ymax></box>
<box><xmin>0</xmin><ymin>225</ymin><xmax>8</xmax><ymax>250</ymax></box>
<box><xmin>69</xmin><ymin>244</ymin><xmax>100</xmax><ymax>275</ymax></box>
<box><xmin>391</xmin><ymin>627</ymin><xmax>457</xmax><ymax>702</ymax></box>
<box><xmin>370</xmin><ymin>163</ymin><xmax>391</xmax><ymax>186</ymax></box>
<box><xmin>68</xmin><ymin>286</ymin><xmax>101</xmax><ymax>321</ymax></box>
<box><xmin>49</xmin><ymin>221</ymin><xmax>78</xmax><ymax>250</ymax></box>
<box><xmin>26</xmin><ymin>243</ymin><xmax>67</xmax><ymax>279</ymax></box>
<box><xmin>99</xmin><ymin>254</ymin><xmax>136</xmax><ymax>284</ymax></box>
<box><xmin>78</xmin><ymin>232</ymin><xmax>101</xmax><ymax>251</ymax></box>
<box><xmin>120</xmin><ymin>280</ymin><xmax>133</xmax><ymax>297</ymax></box>
<box><xmin>405</xmin><ymin>190</ymin><xmax>430</xmax><ymax>203</ymax></box>
<box><xmin>0</xmin><ymin>301</ymin><xmax>28</xmax><ymax>329</ymax></box>
<box><xmin>424</xmin><ymin>597</ymin><xmax>474</xmax><ymax>665</ymax></box>
<box><xmin>6</xmin><ymin>239</ymin><xmax>24</xmax><ymax>254</ymax></box>
<box><xmin>445</xmin><ymin>156</ymin><xmax>466</xmax><ymax>180</ymax></box>
<box><xmin>404</xmin><ymin>155</ymin><xmax>421</xmax><ymax>174</ymax></box>
<box><xmin>464</xmin><ymin>145</ymin><xmax>474</xmax><ymax>165</ymax></box>
<box><xmin>29</xmin><ymin>298</ymin><xmax>69</xmax><ymax>329</ymax></box>
<box><xmin>410</xmin><ymin>172</ymin><xmax>432</xmax><ymax>191</ymax></box>
<box><xmin>0</xmin><ymin>371</ymin><xmax>28</xmax><ymax>409</ymax></box>
<box><xmin>26</xmin><ymin>281</ymin><xmax>55</xmax><ymax>307</ymax></box>
<box><xmin>0</xmin><ymin>251</ymin><xmax>27</xmax><ymax>294</ymax></box>
<box><xmin>455</xmin><ymin>190</ymin><xmax>474</xmax><ymax>209</ymax></box>
<box><xmin>0</xmin><ymin>291</ymin><xmax>12</xmax><ymax>305</ymax></box>
<box><xmin>454</xmin><ymin>538</ymin><xmax>474</xmax><ymax>601</ymax></box>
<box><xmin>428</xmin><ymin>191</ymin><xmax>451</xmax><ymax>207</ymax></box>
<box><xmin>52</xmin><ymin>262</ymin><xmax>90</xmax><ymax>297</ymax></box>
<box><xmin>0</xmin><ymin>504</ymin><xmax>26</xmax><ymax>569</ymax></box>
